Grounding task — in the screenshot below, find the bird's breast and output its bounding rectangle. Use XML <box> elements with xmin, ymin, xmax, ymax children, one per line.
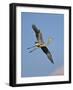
<box><xmin>36</xmin><ymin>43</ymin><xmax>46</xmax><ymax>48</ymax></box>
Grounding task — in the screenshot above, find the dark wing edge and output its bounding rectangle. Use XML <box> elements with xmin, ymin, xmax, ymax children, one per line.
<box><xmin>32</xmin><ymin>24</ymin><xmax>44</xmax><ymax>43</ymax></box>
<box><xmin>41</xmin><ymin>46</ymin><xmax>54</xmax><ymax>64</ymax></box>
<box><xmin>32</xmin><ymin>24</ymin><xmax>40</xmax><ymax>41</ymax></box>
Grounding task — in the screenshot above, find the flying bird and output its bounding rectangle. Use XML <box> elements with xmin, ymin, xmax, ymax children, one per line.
<box><xmin>27</xmin><ymin>24</ymin><xmax>54</xmax><ymax>64</ymax></box>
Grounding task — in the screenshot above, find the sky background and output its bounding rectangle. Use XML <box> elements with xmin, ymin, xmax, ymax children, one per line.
<box><xmin>21</xmin><ymin>12</ymin><xmax>64</xmax><ymax>77</ymax></box>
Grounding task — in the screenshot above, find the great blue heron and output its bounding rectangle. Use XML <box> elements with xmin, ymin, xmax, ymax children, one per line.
<box><xmin>27</xmin><ymin>24</ymin><xmax>54</xmax><ymax>64</ymax></box>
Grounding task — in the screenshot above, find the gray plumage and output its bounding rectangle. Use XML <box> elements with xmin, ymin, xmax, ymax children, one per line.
<box><xmin>32</xmin><ymin>24</ymin><xmax>54</xmax><ymax>64</ymax></box>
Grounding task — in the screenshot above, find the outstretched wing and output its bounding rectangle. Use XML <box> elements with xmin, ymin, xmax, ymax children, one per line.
<box><xmin>41</xmin><ymin>46</ymin><xmax>54</xmax><ymax>64</ymax></box>
<box><xmin>32</xmin><ymin>24</ymin><xmax>44</xmax><ymax>44</ymax></box>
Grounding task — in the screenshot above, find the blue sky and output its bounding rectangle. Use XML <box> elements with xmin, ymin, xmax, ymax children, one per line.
<box><xmin>21</xmin><ymin>12</ymin><xmax>64</xmax><ymax>77</ymax></box>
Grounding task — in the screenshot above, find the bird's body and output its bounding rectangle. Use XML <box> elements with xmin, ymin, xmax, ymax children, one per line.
<box><xmin>35</xmin><ymin>43</ymin><xmax>45</xmax><ymax>48</ymax></box>
<box><xmin>28</xmin><ymin>24</ymin><xmax>54</xmax><ymax>64</ymax></box>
